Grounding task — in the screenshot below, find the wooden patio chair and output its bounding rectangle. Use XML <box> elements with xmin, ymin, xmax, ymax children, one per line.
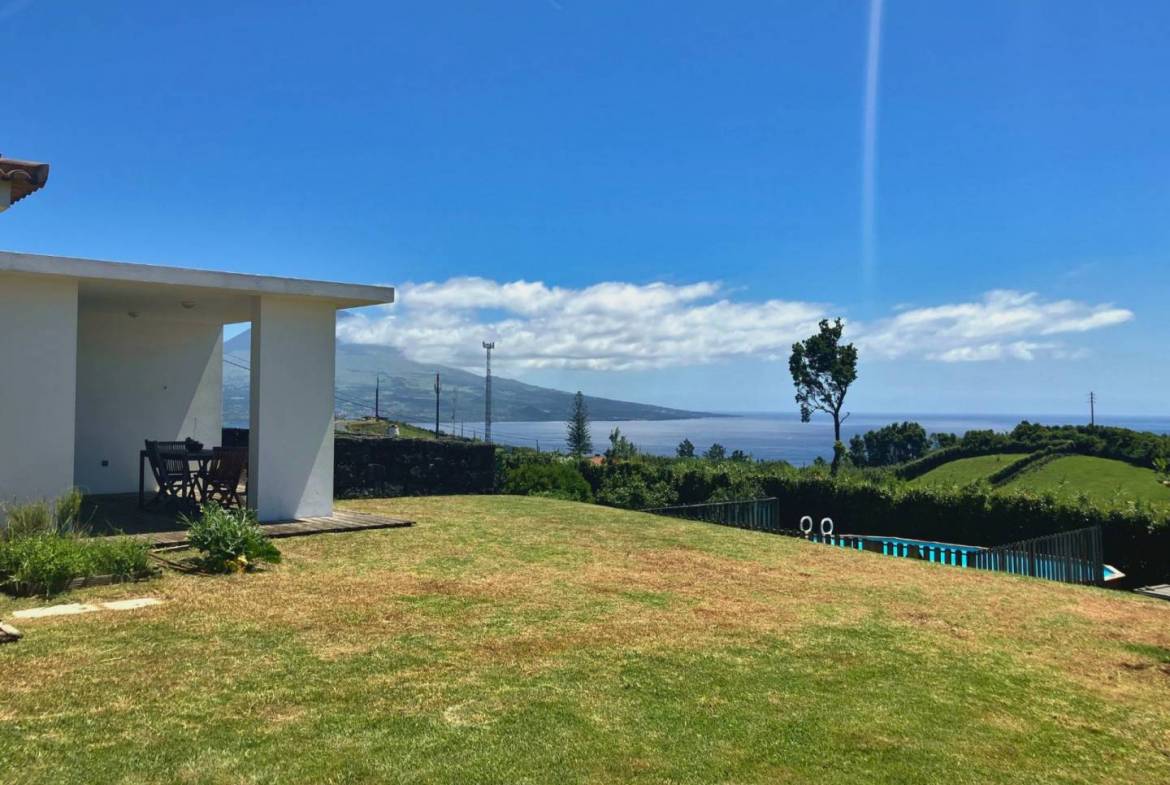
<box><xmin>199</xmin><ymin>447</ymin><xmax>247</xmax><ymax>509</ymax></box>
<box><xmin>144</xmin><ymin>440</ymin><xmax>196</xmax><ymax>510</ymax></box>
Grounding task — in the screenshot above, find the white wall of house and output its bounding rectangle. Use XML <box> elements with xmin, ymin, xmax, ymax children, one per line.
<box><xmin>249</xmin><ymin>296</ymin><xmax>335</xmax><ymax>520</ymax></box>
<box><xmin>0</xmin><ymin>274</ymin><xmax>79</xmax><ymax>504</ymax></box>
<box><xmin>74</xmin><ymin>309</ymin><xmax>223</xmax><ymax>495</ymax></box>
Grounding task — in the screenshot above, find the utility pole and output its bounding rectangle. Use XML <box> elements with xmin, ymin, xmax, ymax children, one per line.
<box><xmin>482</xmin><ymin>341</ymin><xmax>495</xmax><ymax>444</ymax></box>
<box><xmin>375</xmin><ymin>374</ymin><xmax>381</xmax><ymax>420</ymax></box>
<box><xmin>1089</xmin><ymin>391</ymin><xmax>1096</xmax><ymax>427</ymax></box>
<box><xmin>450</xmin><ymin>387</ymin><xmax>459</xmax><ymax>435</ymax></box>
<box><xmin>434</xmin><ymin>372</ymin><xmax>441</xmax><ymax>437</ymax></box>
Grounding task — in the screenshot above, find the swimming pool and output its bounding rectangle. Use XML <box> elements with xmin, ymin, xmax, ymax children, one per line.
<box><xmin>806</xmin><ymin>533</ymin><xmax>1124</xmax><ymax>583</ymax></box>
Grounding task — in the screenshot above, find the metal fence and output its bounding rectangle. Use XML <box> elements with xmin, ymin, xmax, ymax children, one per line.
<box><xmin>643</xmin><ymin>498</ymin><xmax>781</xmax><ymax>532</ymax></box>
<box><xmin>644</xmin><ymin>498</ymin><xmax>1105</xmax><ymax>588</ymax></box>
<box><xmin>971</xmin><ymin>525</ymin><xmax>1104</xmax><ymax>587</ymax></box>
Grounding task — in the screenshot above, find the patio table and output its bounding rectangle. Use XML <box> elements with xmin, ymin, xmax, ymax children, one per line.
<box><xmin>139</xmin><ymin>448</ymin><xmax>216</xmax><ymax>509</ymax></box>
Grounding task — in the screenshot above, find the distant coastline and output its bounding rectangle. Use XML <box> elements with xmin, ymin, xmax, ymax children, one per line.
<box><xmin>415</xmin><ymin>412</ymin><xmax>1170</xmax><ymax>464</ymax></box>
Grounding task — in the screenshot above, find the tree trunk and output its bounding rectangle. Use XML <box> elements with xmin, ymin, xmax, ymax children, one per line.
<box><xmin>830</xmin><ymin>412</ymin><xmax>843</xmax><ymax>475</ymax></box>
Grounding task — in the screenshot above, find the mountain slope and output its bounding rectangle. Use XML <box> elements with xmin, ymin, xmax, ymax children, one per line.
<box><xmin>223</xmin><ymin>331</ymin><xmax>712</xmax><ymax>426</ymax></box>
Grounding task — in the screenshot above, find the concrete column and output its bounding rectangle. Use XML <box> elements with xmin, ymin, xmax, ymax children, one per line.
<box><xmin>248</xmin><ymin>296</ymin><xmax>336</xmax><ymax>521</ymax></box>
<box><xmin>0</xmin><ymin>274</ymin><xmax>78</xmax><ymax>505</ymax></box>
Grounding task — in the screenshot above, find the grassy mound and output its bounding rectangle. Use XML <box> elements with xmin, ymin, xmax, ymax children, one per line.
<box><xmin>911</xmin><ymin>453</ymin><xmax>1031</xmax><ymax>486</ymax></box>
<box><xmin>999</xmin><ymin>454</ymin><xmax>1170</xmax><ymax>511</ymax></box>
<box><xmin>2</xmin><ymin>496</ymin><xmax>1169</xmax><ymax>784</ymax></box>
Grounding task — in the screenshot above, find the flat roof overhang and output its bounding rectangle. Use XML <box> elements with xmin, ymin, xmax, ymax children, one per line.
<box><xmin>0</xmin><ymin>250</ymin><xmax>395</xmax><ymax>323</ymax></box>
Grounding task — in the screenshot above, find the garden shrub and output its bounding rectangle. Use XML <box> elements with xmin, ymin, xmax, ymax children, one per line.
<box><xmin>0</xmin><ymin>535</ymin><xmax>152</xmax><ymax>597</ymax></box>
<box><xmin>500</xmin><ymin>461</ymin><xmax>592</xmax><ymax>502</ymax></box>
<box><xmin>183</xmin><ymin>504</ymin><xmax>282</xmax><ymax>573</ymax></box>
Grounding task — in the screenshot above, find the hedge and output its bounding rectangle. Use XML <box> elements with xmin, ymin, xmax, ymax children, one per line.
<box><xmin>985</xmin><ymin>448</ymin><xmax>1068</xmax><ymax>486</ymax></box>
<box><xmin>895</xmin><ymin>441</ymin><xmax>1051</xmax><ymax>481</ymax></box>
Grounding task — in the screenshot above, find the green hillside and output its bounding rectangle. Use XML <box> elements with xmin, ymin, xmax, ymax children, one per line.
<box><xmin>912</xmin><ymin>453</ymin><xmax>1030</xmax><ymax>486</ymax></box>
<box><xmin>912</xmin><ymin>450</ymin><xmax>1170</xmax><ymax>512</ymax></box>
<box><xmin>999</xmin><ymin>454</ymin><xmax>1170</xmax><ymax>510</ymax></box>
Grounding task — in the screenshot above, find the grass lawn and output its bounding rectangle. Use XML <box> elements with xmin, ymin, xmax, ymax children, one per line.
<box><xmin>911</xmin><ymin>453</ymin><xmax>1031</xmax><ymax>486</ymax></box>
<box><xmin>999</xmin><ymin>455</ymin><xmax>1170</xmax><ymax>511</ymax></box>
<box><xmin>337</xmin><ymin>418</ymin><xmax>443</xmax><ymax>440</ymax></box>
<box><xmin>3</xmin><ymin>496</ymin><xmax>1170</xmax><ymax>784</ymax></box>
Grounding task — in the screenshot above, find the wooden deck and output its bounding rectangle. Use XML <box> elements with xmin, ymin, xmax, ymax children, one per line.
<box><xmin>82</xmin><ymin>494</ymin><xmax>413</xmax><ymax>548</ymax></box>
<box><xmin>139</xmin><ymin>510</ymin><xmax>413</xmax><ymax>548</ymax></box>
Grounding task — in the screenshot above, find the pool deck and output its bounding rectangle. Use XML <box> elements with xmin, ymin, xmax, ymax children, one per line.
<box><xmin>1134</xmin><ymin>584</ymin><xmax>1170</xmax><ymax>602</ymax></box>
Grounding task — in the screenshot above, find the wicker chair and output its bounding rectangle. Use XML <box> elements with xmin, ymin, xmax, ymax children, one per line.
<box><xmin>199</xmin><ymin>447</ymin><xmax>247</xmax><ymax>509</ymax></box>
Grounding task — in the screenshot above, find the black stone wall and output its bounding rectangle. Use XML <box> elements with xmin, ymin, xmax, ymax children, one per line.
<box><xmin>334</xmin><ymin>435</ymin><xmax>496</xmax><ymax>497</ymax></box>
<box><xmin>221</xmin><ymin>429</ymin><xmax>496</xmax><ymax>497</ymax></box>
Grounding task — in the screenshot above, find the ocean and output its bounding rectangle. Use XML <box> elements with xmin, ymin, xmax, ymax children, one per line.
<box><xmin>419</xmin><ymin>413</ymin><xmax>1170</xmax><ymax>465</ymax></box>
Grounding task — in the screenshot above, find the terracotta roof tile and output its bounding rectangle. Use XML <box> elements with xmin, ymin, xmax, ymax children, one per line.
<box><xmin>0</xmin><ymin>157</ymin><xmax>50</xmax><ymax>204</ymax></box>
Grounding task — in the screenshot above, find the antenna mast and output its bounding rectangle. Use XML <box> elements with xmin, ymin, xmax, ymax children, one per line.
<box><xmin>482</xmin><ymin>341</ymin><xmax>495</xmax><ymax>443</ymax></box>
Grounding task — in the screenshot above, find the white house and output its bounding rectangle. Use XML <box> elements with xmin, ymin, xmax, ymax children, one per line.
<box><xmin>0</xmin><ymin>250</ymin><xmax>395</xmax><ymax>521</ymax></box>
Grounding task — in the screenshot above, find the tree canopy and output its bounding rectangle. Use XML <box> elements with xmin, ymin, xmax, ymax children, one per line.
<box><xmin>789</xmin><ymin>318</ymin><xmax>858</xmax><ymax>473</ymax></box>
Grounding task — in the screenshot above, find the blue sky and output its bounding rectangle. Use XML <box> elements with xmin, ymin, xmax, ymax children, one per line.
<box><xmin>4</xmin><ymin>1</ymin><xmax>1168</xmax><ymax>415</ymax></box>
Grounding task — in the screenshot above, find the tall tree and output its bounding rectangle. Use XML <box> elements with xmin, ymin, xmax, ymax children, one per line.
<box><xmin>676</xmin><ymin>438</ymin><xmax>695</xmax><ymax>458</ymax></box>
<box><xmin>565</xmin><ymin>391</ymin><xmax>593</xmax><ymax>457</ymax></box>
<box><xmin>789</xmin><ymin>318</ymin><xmax>858</xmax><ymax>474</ymax></box>
<box><xmin>704</xmin><ymin>443</ymin><xmax>726</xmax><ymax>460</ymax></box>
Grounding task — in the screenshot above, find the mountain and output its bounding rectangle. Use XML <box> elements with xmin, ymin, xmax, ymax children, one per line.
<box><xmin>222</xmin><ymin>331</ymin><xmax>713</xmax><ymax>427</ymax></box>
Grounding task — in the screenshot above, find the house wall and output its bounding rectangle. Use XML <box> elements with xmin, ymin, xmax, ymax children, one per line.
<box><xmin>74</xmin><ymin>310</ymin><xmax>222</xmax><ymax>495</ymax></box>
<box><xmin>0</xmin><ymin>274</ymin><xmax>79</xmax><ymax>505</ymax></box>
<box><xmin>249</xmin><ymin>296</ymin><xmax>335</xmax><ymax>520</ymax></box>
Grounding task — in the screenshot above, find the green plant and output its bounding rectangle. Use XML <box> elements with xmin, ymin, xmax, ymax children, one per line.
<box><xmin>0</xmin><ymin>535</ymin><xmax>149</xmax><ymax>597</ymax></box>
<box><xmin>182</xmin><ymin>504</ymin><xmax>282</xmax><ymax>573</ymax></box>
<box><xmin>501</xmin><ymin>462</ymin><xmax>592</xmax><ymax>502</ymax></box>
<box><xmin>1</xmin><ymin>488</ymin><xmax>88</xmax><ymax>541</ymax></box>
<box><xmin>0</xmin><ymin>536</ymin><xmax>89</xmax><ymax>596</ymax></box>
<box><xmin>87</xmin><ymin>537</ymin><xmax>152</xmax><ymax>580</ymax></box>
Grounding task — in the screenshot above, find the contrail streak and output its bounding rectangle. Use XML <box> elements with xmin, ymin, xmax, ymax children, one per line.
<box><xmin>861</xmin><ymin>0</ymin><xmax>884</xmax><ymax>284</ymax></box>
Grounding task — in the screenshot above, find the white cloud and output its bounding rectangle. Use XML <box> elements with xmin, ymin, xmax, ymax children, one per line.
<box><xmin>338</xmin><ymin>278</ymin><xmax>826</xmax><ymax>371</ymax></box>
<box><xmin>858</xmin><ymin>290</ymin><xmax>1133</xmax><ymax>362</ymax></box>
<box><xmin>336</xmin><ymin>280</ymin><xmax>1133</xmax><ymax>371</ymax></box>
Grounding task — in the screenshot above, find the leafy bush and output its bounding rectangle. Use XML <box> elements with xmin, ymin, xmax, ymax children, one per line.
<box><xmin>501</xmin><ymin>461</ymin><xmax>592</xmax><ymax>502</ymax></box>
<box><xmin>183</xmin><ymin>504</ymin><xmax>282</xmax><ymax>573</ymax></box>
<box><xmin>0</xmin><ymin>535</ymin><xmax>151</xmax><ymax>597</ymax></box>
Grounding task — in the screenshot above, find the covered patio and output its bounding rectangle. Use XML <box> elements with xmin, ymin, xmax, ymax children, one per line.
<box><xmin>0</xmin><ymin>250</ymin><xmax>395</xmax><ymax>523</ymax></box>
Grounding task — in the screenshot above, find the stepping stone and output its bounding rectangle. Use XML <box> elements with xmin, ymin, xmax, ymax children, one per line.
<box><xmin>14</xmin><ymin>603</ymin><xmax>99</xmax><ymax>619</ymax></box>
<box><xmin>0</xmin><ymin>621</ymin><xmax>22</xmax><ymax>643</ymax></box>
<box><xmin>12</xmin><ymin>597</ymin><xmax>163</xmax><ymax>620</ymax></box>
<box><xmin>101</xmin><ymin>598</ymin><xmax>162</xmax><ymax>611</ymax></box>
